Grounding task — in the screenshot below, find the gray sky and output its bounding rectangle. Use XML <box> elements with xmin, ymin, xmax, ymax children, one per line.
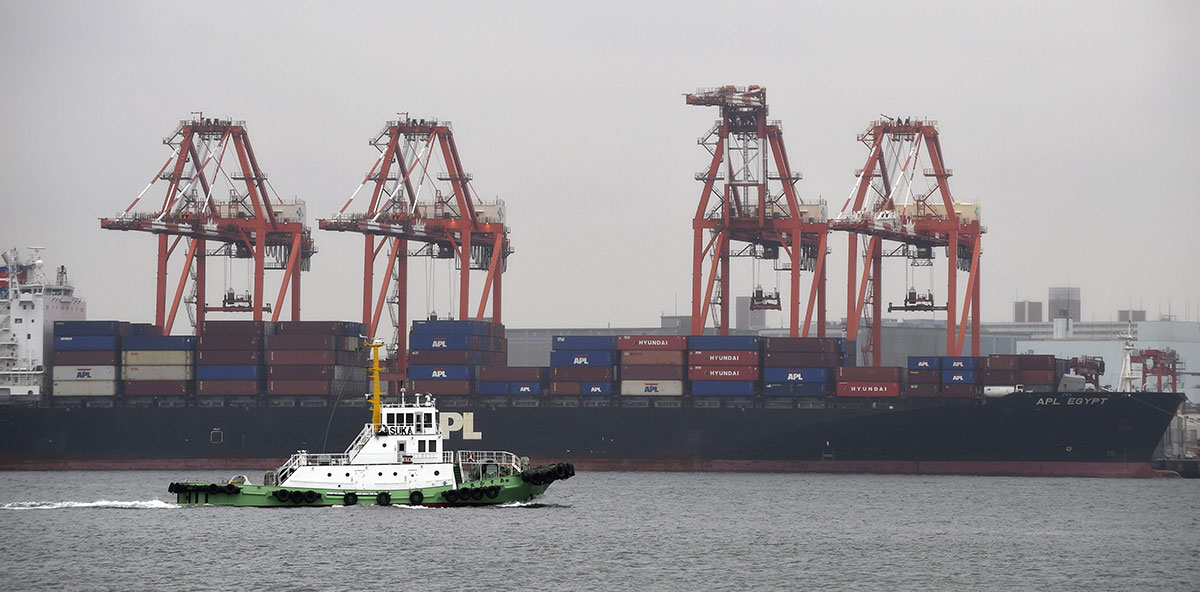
<box><xmin>2</xmin><ymin>1</ymin><xmax>1198</xmax><ymax>333</ymax></box>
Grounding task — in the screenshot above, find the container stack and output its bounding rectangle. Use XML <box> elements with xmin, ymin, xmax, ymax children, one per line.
<box><xmin>548</xmin><ymin>336</ymin><xmax>618</xmax><ymax>396</ymax></box>
<box><xmin>51</xmin><ymin>320</ymin><xmax>127</xmax><ymax>401</ymax></box>
<box><xmin>760</xmin><ymin>337</ymin><xmax>844</xmax><ymax>399</ymax></box>
<box><xmin>267</xmin><ymin>321</ymin><xmax>368</xmax><ymax>406</ymax></box>
<box><xmin>478</xmin><ymin>365</ymin><xmax>546</xmax><ymax>397</ymax></box>
<box><xmin>905</xmin><ymin>356</ymin><xmax>941</xmax><ymax>397</ymax></box>
<box><xmin>835</xmin><ymin>365</ymin><xmax>903</xmax><ymax>397</ymax></box>
<box><xmin>686</xmin><ymin>335</ymin><xmax>762</xmax><ymax>398</ymax></box>
<box><xmin>1016</xmin><ymin>354</ymin><xmax>1058</xmax><ymax>393</ymax></box>
<box><xmin>197</xmin><ymin>321</ymin><xmax>268</xmax><ymax>403</ymax></box>
<box><xmin>121</xmin><ymin>333</ymin><xmax>195</xmax><ymax>405</ymax></box>
<box><xmin>981</xmin><ymin>354</ymin><xmax>1020</xmax><ymax>391</ymax></box>
<box><xmin>407</xmin><ymin>320</ymin><xmax>505</xmax><ymax>398</ymax></box>
<box><xmin>618</xmin><ymin>335</ymin><xmax>687</xmax><ymax>397</ymax></box>
<box><xmin>940</xmin><ymin>356</ymin><xmax>980</xmax><ymax>398</ymax></box>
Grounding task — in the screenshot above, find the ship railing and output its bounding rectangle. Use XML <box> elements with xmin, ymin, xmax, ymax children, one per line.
<box><xmin>455</xmin><ymin>450</ymin><xmax>523</xmax><ymax>481</ymax></box>
<box><xmin>343</xmin><ymin>424</ymin><xmax>376</xmax><ymax>456</ymax></box>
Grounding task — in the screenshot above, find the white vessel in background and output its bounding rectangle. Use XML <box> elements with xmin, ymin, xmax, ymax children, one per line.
<box><xmin>0</xmin><ymin>248</ymin><xmax>85</xmax><ymax>401</ymax></box>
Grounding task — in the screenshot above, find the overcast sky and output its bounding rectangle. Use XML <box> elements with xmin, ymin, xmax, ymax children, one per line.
<box><xmin>2</xmin><ymin>1</ymin><xmax>1197</xmax><ymax>334</ymax></box>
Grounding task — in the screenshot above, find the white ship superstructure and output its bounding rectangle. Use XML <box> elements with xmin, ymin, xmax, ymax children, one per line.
<box><xmin>0</xmin><ymin>248</ymin><xmax>85</xmax><ymax>400</ymax></box>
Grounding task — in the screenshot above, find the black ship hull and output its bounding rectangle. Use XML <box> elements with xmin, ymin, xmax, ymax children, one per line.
<box><xmin>0</xmin><ymin>392</ymin><xmax>1183</xmax><ymax>477</ymax></box>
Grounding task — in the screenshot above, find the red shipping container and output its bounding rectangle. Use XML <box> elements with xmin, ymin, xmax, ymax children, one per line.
<box><xmin>122</xmin><ymin>380</ymin><xmax>190</xmax><ymax>396</ymax></box>
<box><xmin>551</xmin><ymin>367</ymin><xmax>614</xmax><ymax>381</ymax></box>
<box><xmin>906</xmin><ymin>370</ymin><xmax>941</xmax><ymax>384</ymax></box>
<box><xmin>198</xmin><ymin>334</ymin><xmax>262</xmax><ymax>350</ymax></box>
<box><xmin>196</xmin><ymin>349</ymin><xmax>262</xmax><ymax>365</ymax></box>
<box><xmin>549</xmin><ymin>381</ymin><xmax>581</xmax><ymax>395</ymax></box>
<box><xmin>763</xmin><ymin>337</ymin><xmax>839</xmax><ymax>353</ymax></box>
<box><xmin>688</xmin><ymin>350</ymin><xmax>760</xmax><ymax>366</ymax></box>
<box><xmin>981</xmin><ymin>370</ymin><xmax>1019</xmax><ymax>385</ymax></box>
<box><xmin>620</xmin><ymin>365</ymin><xmax>685</xmax><ymax>380</ymax></box>
<box><xmin>54</xmin><ymin>350</ymin><xmax>119</xmax><ymax>365</ymax></box>
<box><xmin>268</xmin><ymin>380</ymin><xmax>333</xmax><ymax>396</ymax></box>
<box><xmin>1019</xmin><ymin>370</ymin><xmax>1056</xmax><ymax>385</ymax></box>
<box><xmin>267</xmin><ymin>365</ymin><xmax>336</xmax><ymax>380</ymax></box>
<box><xmin>197</xmin><ymin>380</ymin><xmax>260</xmax><ymax>396</ymax></box>
<box><xmin>836</xmin><ymin>381</ymin><xmax>901</xmax><ymax>397</ymax></box>
<box><xmin>266</xmin><ymin>334</ymin><xmax>338</xmax><ymax>351</ymax></box>
<box><xmin>274</xmin><ymin>321</ymin><xmax>350</xmax><ymax>335</ymax></box>
<box><xmin>687</xmin><ymin>365</ymin><xmax>759</xmax><ymax>381</ymax></box>
<box><xmin>1017</xmin><ymin>355</ymin><xmax>1056</xmax><ymax>371</ymax></box>
<box><xmin>941</xmin><ymin>383</ymin><xmax>979</xmax><ymax>398</ymax></box>
<box><xmin>478</xmin><ymin>366</ymin><xmax>544</xmax><ymax>381</ymax></box>
<box><xmin>837</xmin><ymin>366</ymin><xmax>903</xmax><ymax>382</ymax></box>
<box><xmin>763</xmin><ymin>352</ymin><xmax>838</xmax><ymax>367</ymax></box>
<box><xmin>984</xmin><ymin>355</ymin><xmax>1019</xmax><ymax>370</ymax></box>
<box><xmin>905</xmin><ymin>382</ymin><xmax>940</xmax><ymax>397</ymax></box>
<box><xmin>407</xmin><ymin>379</ymin><xmax>472</xmax><ymax>395</ymax></box>
<box><xmin>201</xmin><ymin>320</ymin><xmax>272</xmax><ymax>336</ymax></box>
<box><xmin>267</xmin><ymin>350</ymin><xmax>337</xmax><ymax>365</ymax></box>
<box><xmin>620</xmin><ymin>350</ymin><xmax>685</xmax><ymax>366</ymax></box>
<box><xmin>616</xmin><ymin>335</ymin><xmax>688</xmax><ymax>351</ymax></box>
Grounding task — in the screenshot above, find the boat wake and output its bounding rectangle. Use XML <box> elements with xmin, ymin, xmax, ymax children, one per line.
<box><xmin>1</xmin><ymin>500</ymin><xmax>178</xmax><ymax>510</ymax></box>
<box><xmin>496</xmin><ymin>500</ymin><xmax>570</xmax><ymax>509</ymax></box>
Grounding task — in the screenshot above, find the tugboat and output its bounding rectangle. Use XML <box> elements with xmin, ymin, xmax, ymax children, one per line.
<box><xmin>168</xmin><ymin>342</ymin><xmax>574</xmax><ymax>507</ymax></box>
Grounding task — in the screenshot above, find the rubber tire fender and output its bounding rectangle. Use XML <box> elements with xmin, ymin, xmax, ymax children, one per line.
<box><xmin>167</xmin><ymin>483</ymin><xmax>178</xmax><ymax>494</ymax></box>
<box><xmin>274</xmin><ymin>489</ymin><xmax>290</xmax><ymax>502</ymax></box>
<box><xmin>303</xmin><ymin>490</ymin><xmax>319</xmax><ymax>504</ymax></box>
<box><xmin>224</xmin><ymin>483</ymin><xmax>239</xmax><ymax>495</ymax></box>
<box><xmin>554</xmin><ymin>463</ymin><xmax>567</xmax><ymax>479</ymax></box>
<box><xmin>207</xmin><ymin>483</ymin><xmax>220</xmax><ymax>494</ymax></box>
<box><xmin>376</xmin><ymin>491</ymin><xmax>392</xmax><ymax>506</ymax></box>
<box><xmin>457</xmin><ymin>488</ymin><xmax>473</xmax><ymax>500</ymax></box>
<box><xmin>290</xmin><ymin>490</ymin><xmax>305</xmax><ymax>504</ymax></box>
<box><xmin>409</xmin><ymin>490</ymin><xmax>424</xmax><ymax>505</ymax></box>
<box><xmin>529</xmin><ymin>472</ymin><xmax>543</xmax><ymax>486</ymax></box>
<box><xmin>343</xmin><ymin>492</ymin><xmax>358</xmax><ymax>506</ymax></box>
<box><xmin>471</xmin><ymin>487</ymin><xmax>485</xmax><ymax>501</ymax></box>
<box><xmin>566</xmin><ymin>463</ymin><xmax>576</xmax><ymax>477</ymax></box>
<box><xmin>442</xmin><ymin>489</ymin><xmax>458</xmax><ymax>503</ymax></box>
<box><xmin>485</xmin><ymin>485</ymin><xmax>500</xmax><ymax>499</ymax></box>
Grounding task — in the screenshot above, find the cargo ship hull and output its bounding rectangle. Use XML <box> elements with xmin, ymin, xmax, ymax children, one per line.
<box><xmin>0</xmin><ymin>391</ymin><xmax>1182</xmax><ymax>477</ymax></box>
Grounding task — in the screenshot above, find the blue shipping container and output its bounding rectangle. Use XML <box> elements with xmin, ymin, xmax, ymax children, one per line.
<box><xmin>407</xmin><ymin>365</ymin><xmax>476</xmax><ymax>380</ymax></box>
<box><xmin>122</xmin><ymin>335</ymin><xmax>196</xmax><ymax>351</ymax></box>
<box><xmin>478</xmin><ymin>381</ymin><xmax>509</xmax><ymax>395</ymax></box>
<box><xmin>552</xmin><ymin>336</ymin><xmax>618</xmax><ymax>351</ymax></box>
<box><xmin>941</xmin><ymin>369</ymin><xmax>977</xmax><ymax>384</ymax></box>
<box><xmin>509</xmin><ymin>382</ymin><xmax>544</xmax><ymax>395</ymax></box>
<box><xmin>550</xmin><ymin>350</ymin><xmax>616</xmax><ymax>367</ymax></box>
<box><xmin>196</xmin><ymin>365</ymin><xmax>261</xmax><ymax>380</ymax></box>
<box><xmin>54</xmin><ymin>335</ymin><xmax>119</xmax><ymax>351</ymax></box>
<box><xmin>907</xmin><ymin>356</ymin><xmax>941</xmax><ymax>370</ymax></box>
<box><xmin>687</xmin><ymin>335</ymin><xmax>762</xmax><ymax>351</ymax></box>
<box><xmin>690</xmin><ymin>380</ymin><xmax>756</xmax><ymax>396</ymax></box>
<box><xmin>762</xmin><ymin>367</ymin><xmax>831</xmax><ymax>383</ymax></box>
<box><xmin>763</xmin><ymin>382</ymin><xmax>829</xmax><ymax>397</ymax></box>
<box><xmin>941</xmin><ymin>356</ymin><xmax>979</xmax><ymax>370</ymax></box>
<box><xmin>411</xmin><ymin>319</ymin><xmax>490</xmax><ymax>336</ymax></box>
<box><xmin>581</xmin><ymin>381</ymin><xmax>613</xmax><ymax>396</ymax></box>
<box><xmin>53</xmin><ymin>320</ymin><xmax>128</xmax><ymax>337</ymax></box>
<box><xmin>408</xmin><ymin>334</ymin><xmax>477</xmax><ymax>351</ymax></box>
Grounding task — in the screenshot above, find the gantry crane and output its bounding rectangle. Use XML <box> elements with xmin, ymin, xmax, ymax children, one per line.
<box><xmin>101</xmin><ymin>115</ymin><xmax>315</xmax><ymax>334</ymax></box>
<box><xmin>686</xmin><ymin>86</ymin><xmax>828</xmax><ymax>337</ymax></box>
<box><xmin>829</xmin><ymin>117</ymin><xmax>984</xmax><ymax>365</ymax></box>
<box><xmin>319</xmin><ymin>116</ymin><xmax>511</xmax><ymax>370</ymax></box>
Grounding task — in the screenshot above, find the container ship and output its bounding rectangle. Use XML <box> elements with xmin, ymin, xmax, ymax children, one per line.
<box><xmin>0</xmin><ymin>302</ymin><xmax>1184</xmax><ymax>477</ymax></box>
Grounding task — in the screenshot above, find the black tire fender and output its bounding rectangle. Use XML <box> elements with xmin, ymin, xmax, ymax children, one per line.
<box><xmin>485</xmin><ymin>485</ymin><xmax>500</xmax><ymax>499</ymax></box>
<box><xmin>376</xmin><ymin>491</ymin><xmax>392</xmax><ymax>506</ymax></box>
<box><xmin>303</xmin><ymin>490</ymin><xmax>319</xmax><ymax>504</ymax></box>
<box><xmin>343</xmin><ymin>492</ymin><xmax>358</xmax><ymax>506</ymax></box>
<box><xmin>274</xmin><ymin>489</ymin><xmax>290</xmax><ymax>502</ymax></box>
<box><xmin>409</xmin><ymin>490</ymin><xmax>424</xmax><ymax>505</ymax></box>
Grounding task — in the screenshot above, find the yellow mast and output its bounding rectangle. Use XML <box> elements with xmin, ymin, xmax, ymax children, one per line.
<box><xmin>367</xmin><ymin>341</ymin><xmax>384</xmax><ymax>428</ymax></box>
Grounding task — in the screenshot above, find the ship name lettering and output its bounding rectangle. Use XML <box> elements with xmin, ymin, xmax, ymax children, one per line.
<box><xmin>1067</xmin><ymin>397</ymin><xmax>1108</xmax><ymax>406</ymax></box>
<box><xmin>441</xmin><ymin>412</ymin><xmax>482</xmax><ymax>440</ymax></box>
<box><xmin>1036</xmin><ymin>398</ymin><xmax>1061</xmax><ymax>406</ymax></box>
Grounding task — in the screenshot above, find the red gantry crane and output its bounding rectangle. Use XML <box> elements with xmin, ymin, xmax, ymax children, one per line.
<box><xmin>829</xmin><ymin>117</ymin><xmax>984</xmax><ymax>365</ymax></box>
<box><xmin>686</xmin><ymin>86</ymin><xmax>828</xmax><ymax>337</ymax></box>
<box><xmin>101</xmin><ymin>115</ymin><xmax>315</xmax><ymax>334</ymax></box>
<box><xmin>319</xmin><ymin>116</ymin><xmax>511</xmax><ymax>370</ymax></box>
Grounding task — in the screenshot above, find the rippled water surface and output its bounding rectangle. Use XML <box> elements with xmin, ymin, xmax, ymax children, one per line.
<box><xmin>1</xmin><ymin>470</ymin><xmax>1197</xmax><ymax>591</ymax></box>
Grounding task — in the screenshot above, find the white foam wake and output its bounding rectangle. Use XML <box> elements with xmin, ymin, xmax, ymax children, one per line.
<box><xmin>1</xmin><ymin>499</ymin><xmax>178</xmax><ymax>510</ymax></box>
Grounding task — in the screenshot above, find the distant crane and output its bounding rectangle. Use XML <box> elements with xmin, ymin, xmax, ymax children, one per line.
<box><xmin>828</xmin><ymin>117</ymin><xmax>984</xmax><ymax>365</ymax></box>
<box><xmin>685</xmin><ymin>85</ymin><xmax>828</xmax><ymax>337</ymax></box>
<box><xmin>319</xmin><ymin>116</ymin><xmax>511</xmax><ymax>371</ymax></box>
<box><xmin>100</xmin><ymin>115</ymin><xmax>314</xmax><ymax>334</ymax></box>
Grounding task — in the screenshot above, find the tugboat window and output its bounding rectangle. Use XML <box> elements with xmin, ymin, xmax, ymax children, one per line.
<box><xmin>430</xmin><ymin>440</ymin><xmax>437</xmax><ymax>453</ymax></box>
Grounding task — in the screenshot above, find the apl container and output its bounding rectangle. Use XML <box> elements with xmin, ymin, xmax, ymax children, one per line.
<box><xmin>407</xmin><ymin>365</ymin><xmax>477</xmax><ymax>381</ymax></box>
<box><xmin>941</xmin><ymin>369</ymin><xmax>977</xmax><ymax>384</ymax></box>
<box><xmin>907</xmin><ymin>356</ymin><xmax>941</xmax><ymax>370</ymax></box>
<box><xmin>550</xmin><ymin>350</ymin><xmax>616</xmax><ymax>367</ymax></box>
<box><xmin>581</xmin><ymin>381</ymin><xmax>614</xmax><ymax>395</ymax></box>
<box><xmin>409</xmin><ymin>334</ymin><xmax>478</xmax><ymax>351</ymax></box>
<box><xmin>690</xmin><ymin>380</ymin><xmax>755</xmax><ymax>396</ymax></box>
<box><xmin>509</xmin><ymin>381</ymin><xmax>544</xmax><ymax>395</ymax></box>
<box><xmin>941</xmin><ymin>356</ymin><xmax>979</xmax><ymax>370</ymax></box>
<box><xmin>552</xmin><ymin>335</ymin><xmax>618</xmax><ymax>351</ymax></box>
<box><xmin>761</xmin><ymin>367</ymin><xmax>832</xmax><ymax>383</ymax></box>
<box><xmin>51</xmin><ymin>365</ymin><xmax>118</xmax><ymax>381</ymax></box>
<box><xmin>620</xmin><ymin>380</ymin><xmax>685</xmax><ymax>396</ymax></box>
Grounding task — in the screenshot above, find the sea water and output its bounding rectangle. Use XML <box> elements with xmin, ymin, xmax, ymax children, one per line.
<box><xmin>1</xmin><ymin>471</ymin><xmax>1197</xmax><ymax>591</ymax></box>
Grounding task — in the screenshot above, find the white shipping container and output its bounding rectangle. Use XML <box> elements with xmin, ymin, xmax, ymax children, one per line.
<box><xmin>123</xmin><ymin>365</ymin><xmax>195</xmax><ymax>381</ymax></box>
<box><xmin>53</xmin><ymin>380</ymin><xmax>118</xmax><ymax>397</ymax></box>
<box><xmin>122</xmin><ymin>350</ymin><xmax>195</xmax><ymax>366</ymax></box>
<box><xmin>51</xmin><ymin>365</ymin><xmax>118</xmax><ymax>381</ymax></box>
<box><xmin>620</xmin><ymin>380</ymin><xmax>685</xmax><ymax>396</ymax></box>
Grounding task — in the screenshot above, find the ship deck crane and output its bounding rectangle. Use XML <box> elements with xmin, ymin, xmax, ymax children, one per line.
<box><xmin>100</xmin><ymin>116</ymin><xmax>315</xmax><ymax>334</ymax></box>
<box><xmin>685</xmin><ymin>85</ymin><xmax>828</xmax><ymax>337</ymax></box>
<box><xmin>319</xmin><ymin>116</ymin><xmax>511</xmax><ymax>378</ymax></box>
<box><xmin>828</xmin><ymin>118</ymin><xmax>984</xmax><ymax>365</ymax></box>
